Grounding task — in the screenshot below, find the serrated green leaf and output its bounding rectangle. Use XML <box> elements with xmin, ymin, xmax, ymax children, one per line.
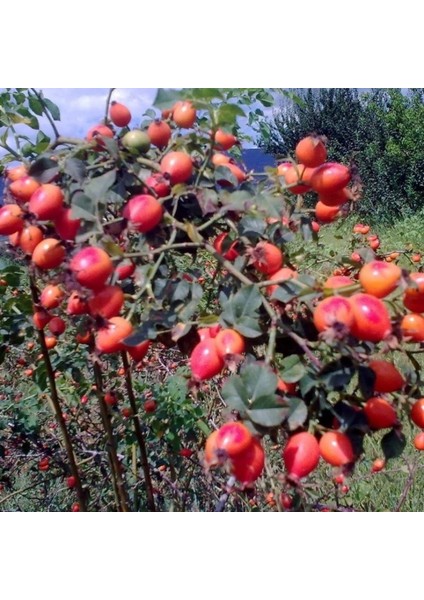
<box><xmin>172</xmin><ymin>280</ymin><xmax>190</xmax><ymax>302</ymax></box>
<box><xmin>7</xmin><ymin>112</ymin><xmax>31</xmax><ymax>125</ymax></box>
<box><xmin>319</xmin><ymin>360</ymin><xmax>355</xmax><ymax>391</ymax></box>
<box><xmin>215</xmin><ymin>165</ymin><xmax>238</xmax><ymax>187</ymax></box>
<box><xmin>247</xmin><ymin>407</ymin><xmax>287</xmax><ymax>427</ymax></box>
<box><xmin>70</xmin><ymin>193</ymin><xmax>96</xmax><ymax>222</ymax></box>
<box><xmin>237</xmin><ymin>216</ymin><xmax>266</xmax><ymax>238</ymax></box>
<box><xmin>28</xmin><ymin>157</ymin><xmax>58</xmax><ymax>183</ymax></box>
<box><xmin>287</xmin><ymin>397</ymin><xmax>307</xmax><ymax>430</ymax></box>
<box><xmin>298</xmin><ymin>373</ymin><xmax>316</xmax><ymax>396</ymax></box>
<box><xmin>254</xmin><ymin>192</ymin><xmax>284</xmax><ymax>218</ymax></box>
<box><xmin>153</xmin><ymin>89</ymin><xmax>183</xmax><ymax>110</ymax></box>
<box><xmin>280</xmin><ymin>355</ymin><xmax>306</xmax><ymax>383</ymax></box>
<box><xmin>358</xmin><ymin>366</ymin><xmax>376</xmax><ymax>400</ymax></box>
<box><xmin>100</xmin><ymin>136</ymin><xmax>119</xmax><ymax>158</ymax></box>
<box><xmin>255</xmin><ymin>91</ymin><xmax>274</xmax><ymax>108</ymax></box>
<box><xmin>64</xmin><ymin>158</ymin><xmax>86</xmax><ymax>183</ymax></box>
<box><xmin>381</xmin><ymin>429</ymin><xmax>406</xmax><ymax>461</ymax></box>
<box><xmin>242</xmin><ymin>363</ymin><xmax>279</xmax><ymax>401</ymax></box>
<box><xmin>190</xmin><ymin>89</ymin><xmax>224</xmax><ymax>101</ymax></box>
<box><xmin>270</xmin><ymin>279</ymin><xmax>303</xmax><ymax>303</ymax></box>
<box><xmin>84</xmin><ymin>170</ymin><xmax>116</xmax><ymax>201</ymax></box>
<box><xmin>222</xmin><ymin>375</ymin><xmax>249</xmax><ymax>412</ymax></box>
<box><xmin>220</xmin><ymin>190</ymin><xmax>254</xmax><ymax>212</ymax></box>
<box><xmin>28</xmin><ymin>96</ymin><xmax>43</xmax><ymax>116</ymax></box>
<box><xmin>217</xmin><ymin>104</ymin><xmax>246</xmax><ymax>125</ymax></box>
<box><xmin>222</xmin><ymin>362</ymin><xmax>282</xmax><ymax>426</ymax></box>
<box><xmin>220</xmin><ymin>285</ymin><xmax>263</xmax><ymax>338</ymax></box>
<box><xmin>43</xmin><ymin>98</ymin><xmax>61</xmax><ymax>121</ymax></box>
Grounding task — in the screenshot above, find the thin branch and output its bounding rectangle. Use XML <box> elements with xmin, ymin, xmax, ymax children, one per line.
<box><xmin>30</xmin><ymin>88</ymin><xmax>60</xmax><ymax>140</ymax></box>
<box><xmin>104</xmin><ymin>88</ymin><xmax>116</xmax><ymax>123</ymax></box>
<box><xmin>0</xmin><ymin>140</ymin><xmax>24</xmax><ymax>162</ymax></box>
<box><xmin>214</xmin><ymin>476</ymin><xmax>236</xmax><ymax>512</ymax></box>
<box><xmin>395</xmin><ymin>459</ymin><xmax>418</xmax><ymax>512</ymax></box>
<box><xmin>92</xmin><ymin>359</ymin><xmax>130</xmax><ymax>512</ymax></box>
<box><xmin>121</xmin><ymin>351</ymin><xmax>156</xmax><ymax>511</ymax></box>
<box><xmin>28</xmin><ymin>271</ymin><xmax>87</xmax><ymax>511</ymax></box>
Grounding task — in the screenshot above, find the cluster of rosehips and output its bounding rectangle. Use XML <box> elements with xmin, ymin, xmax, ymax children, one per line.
<box><xmin>189</xmin><ymin>325</ymin><xmax>245</xmax><ymax>381</ymax></box>
<box><xmin>276</xmin><ymin>135</ymin><xmax>353</xmax><ymax>224</ymax></box>
<box><xmin>89</xmin><ymin>98</ymin><xmax>245</xmax><ymax>188</ymax></box>
<box><xmin>0</xmin><ymin>97</ymin><xmax>251</xmax><ymax>361</ymax></box>
<box><xmin>315</xmin><ymin>258</ymin><xmax>424</xmax><ymax>345</ymax></box>
<box><xmin>204</xmin><ymin>422</ymin><xmax>265</xmax><ymax>486</ymax></box>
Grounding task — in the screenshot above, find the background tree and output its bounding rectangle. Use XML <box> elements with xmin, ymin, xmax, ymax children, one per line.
<box><xmin>261</xmin><ymin>88</ymin><xmax>424</xmax><ymax>224</ymax></box>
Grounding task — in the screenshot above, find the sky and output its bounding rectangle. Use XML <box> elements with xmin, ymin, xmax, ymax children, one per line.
<box><xmin>1</xmin><ymin>88</ymin><xmax>276</xmax><ymax>156</ymax></box>
<box><xmin>40</xmin><ymin>88</ymin><xmax>158</xmax><ymax>138</ymax></box>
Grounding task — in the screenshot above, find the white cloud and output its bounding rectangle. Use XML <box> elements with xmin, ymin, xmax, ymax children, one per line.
<box><xmin>42</xmin><ymin>88</ymin><xmax>158</xmax><ymax>137</ymax></box>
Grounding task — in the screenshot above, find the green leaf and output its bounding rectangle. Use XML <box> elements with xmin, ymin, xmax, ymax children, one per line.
<box><xmin>7</xmin><ymin>112</ymin><xmax>32</xmax><ymax>126</ymax></box>
<box><xmin>237</xmin><ymin>216</ymin><xmax>266</xmax><ymax>238</ymax></box>
<box><xmin>217</xmin><ymin>104</ymin><xmax>246</xmax><ymax>125</ymax></box>
<box><xmin>214</xmin><ymin>165</ymin><xmax>238</xmax><ymax>187</ymax></box>
<box><xmin>84</xmin><ymin>170</ymin><xmax>116</xmax><ymax>201</ymax></box>
<box><xmin>255</xmin><ymin>90</ymin><xmax>274</xmax><ymax>108</ymax></box>
<box><xmin>279</xmin><ymin>355</ymin><xmax>306</xmax><ymax>383</ymax></box>
<box><xmin>300</xmin><ymin>214</ymin><xmax>313</xmax><ymax>242</ymax></box>
<box><xmin>270</xmin><ymin>279</ymin><xmax>304</xmax><ymax>303</ymax></box>
<box><xmin>172</xmin><ymin>280</ymin><xmax>190</xmax><ymax>303</ymax></box>
<box><xmin>167</xmin><ymin>375</ymin><xmax>188</xmax><ymax>402</ymax></box>
<box><xmin>243</xmin><ymin>363</ymin><xmax>279</xmax><ymax>400</ymax></box>
<box><xmin>196</xmin><ymin>420</ymin><xmax>212</xmax><ymax>436</ymax></box>
<box><xmin>221</xmin><ymin>375</ymin><xmax>248</xmax><ymax>413</ymax></box>
<box><xmin>190</xmin><ymin>89</ymin><xmax>224</xmax><ymax>101</ymax></box>
<box><xmin>34</xmin><ymin>131</ymin><xmax>51</xmax><ymax>154</ymax></box>
<box><xmin>319</xmin><ymin>359</ymin><xmax>355</xmax><ymax>391</ymax></box>
<box><xmin>16</xmin><ymin>106</ymin><xmax>39</xmax><ymax>129</ymax></box>
<box><xmin>220</xmin><ymin>285</ymin><xmax>263</xmax><ymax>338</ymax></box>
<box><xmin>28</xmin><ymin>96</ymin><xmax>44</xmax><ymax>116</ymax></box>
<box><xmin>64</xmin><ymin>158</ymin><xmax>86</xmax><ymax>183</ymax></box>
<box><xmin>100</xmin><ymin>137</ymin><xmax>119</xmax><ymax>159</ymax></box>
<box><xmin>381</xmin><ymin>429</ymin><xmax>406</xmax><ymax>461</ymax></box>
<box><xmin>196</xmin><ymin>188</ymin><xmax>219</xmax><ymax>215</ymax></box>
<box><xmin>358</xmin><ymin>366</ymin><xmax>376</xmax><ymax>400</ymax></box>
<box><xmin>220</xmin><ymin>190</ymin><xmax>254</xmax><ymax>212</ymax></box>
<box><xmin>153</xmin><ymin>89</ymin><xmax>183</xmax><ymax>110</ymax></box>
<box><xmin>71</xmin><ymin>192</ymin><xmax>96</xmax><ymax>222</ymax></box>
<box><xmin>34</xmin><ymin>363</ymin><xmax>48</xmax><ymax>391</ymax></box>
<box><xmin>28</xmin><ymin>157</ymin><xmax>59</xmax><ymax>183</ymax></box>
<box><xmin>254</xmin><ymin>192</ymin><xmax>284</xmax><ymax>218</ymax></box>
<box><xmin>287</xmin><ymin>397</ymin><xmax>308</xmax><ymax>430</ymax></box>
<box><xmin>43</xmin><ymin>98</ymin><xmax>61</xmax><ymax>121</ymax></box>
<box><xmin>247</xmin><ymin>407</ymin><xmax>287</xmax><ymax>428</ymax></box>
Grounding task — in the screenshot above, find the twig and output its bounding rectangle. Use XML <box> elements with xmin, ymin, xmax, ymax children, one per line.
<box><xmin>121</xmin><ymin>351</ymin><xmax>156</xmax><ymax>511</ymax></box>
<box><xmin>395</xmin><ymin>459</ymin><xmax>419</xmax><ymax>512</ymax></box>
<box><xmin>92</xmin><ymin>360</ymin><xmax>130</xmax><ymax>512</ymax></box>
<box><xmin>30</xmin><ymin>88</ymin><xmax>60</xmax><ymax>140</ymax></box>
<box><xmin>28</xmin><ymin>270</ymin><xmax>87</xmax><ymax>511</ymax></box>
<box><xmin>214</xmin><ymin>476</ymin><xmax>236</xmax><ymax>512</ymax></box>
<box><xmin>104</xmin><ymin>88</ymin><xmax>116</xmax><ymax>123</ymax></box>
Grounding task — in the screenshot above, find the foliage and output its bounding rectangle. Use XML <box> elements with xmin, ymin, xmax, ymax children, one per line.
<box><xmin>261</xmin><ymin>88</ymin><xmax>424</xmax><ymax>224</ymax></box>
<box><xmin>1</xmin><ymin>88</ymin><xmax>424</xmax><ymax>512</ymax></box>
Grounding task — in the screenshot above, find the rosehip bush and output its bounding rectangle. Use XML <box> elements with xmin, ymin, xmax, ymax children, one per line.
<box><xmin>1</xmin><ymin>87</ymin><xmax>424</xmax><ymax>512</ymax></box>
